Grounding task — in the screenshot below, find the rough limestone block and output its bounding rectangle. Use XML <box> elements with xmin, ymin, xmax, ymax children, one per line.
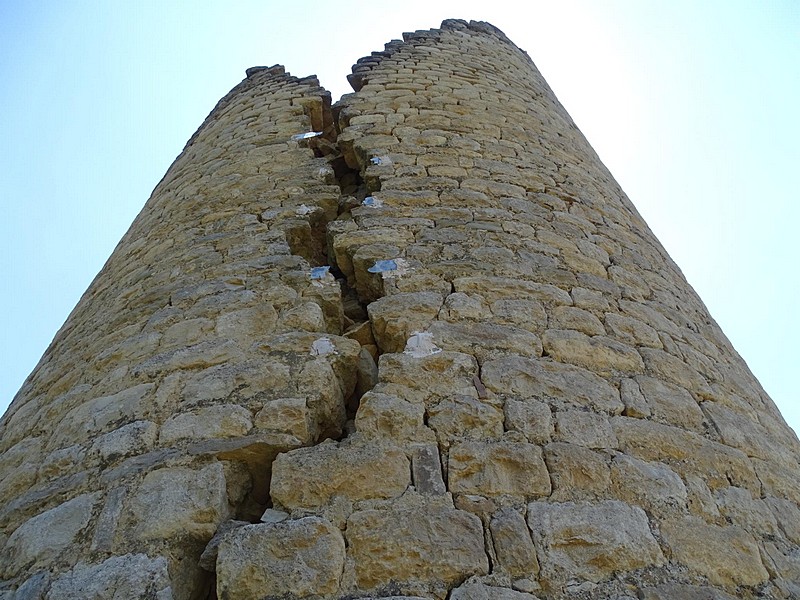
<box><xmin>159</xmin><ymin>405</ymin><xmax>253</xmax><ymax>445</ymax></box>
<box><xmin>544</xmin><ymin>442</ymin><xmax>611</xmax><ymax>502</ymax></box>
<box><xmin>713</xmin><ymin>486</ymin><xmax>778</xmax><ymax>536</ymax></box>
<box><xmin>0</xmin><ymin>492</ymin><xmax>99</xmax><ymax>577</ymax></box>
<box><xmin>489</xmin><ymin>508</ymin><xmax>539</xmax><ymax>577</ymax></box>
<box><xmin>603</xmin><ymin>312</ymin><xmax>661</xmax><ymax>348</ymax></box>
<box><xmin>640</xmin><ymin>584</ymin><xmax>737</xmax><ymax>600</ymax></box>
<box><xmin>216</xmin><ymin>517</ymin><xmax>345</xmax><ymax>600</ymax></box>
<box><xmin>428</xmin><ymin>395</ymin><xmax>504</xmax><ymax>446</ymax></box>
<box><xmin>270</xmin><ymin>439</ymin><xmax>410</xmax><ymax>510</ymax></box>
<box><xmin>48</xmin><ymin>384</ymin><xmax>155</xmax><ymax>449</ymax></box>
<box><xmin>660</xmin><ymin>516</ymin><xmax>769</xmax><ymax>587</ymax></box>
<box><xmin>450</xmin><ymin>580</ymin><xmax>541</xmax><ymax>600</ymax></box>
<box><xmin>612</xmin><ymin>416</ymin><xmax>761</xmax><ymax>494</ymax></box>
<box><xmin>449</xmin><ymin>438</ymin><xmax>551</xmax><ymax>498</ymax></box>
<box><xmin>411</xmin><ymin>444</ymin><xmax>447</xmax><ymax>495</ymax></box>
<box><xmin>610</xmin><ymin>454</ymin><xmax>687</xmax><ymax>516</ymax></box>
<box><xmin>549</xmin><ymin>306</ymin><xmax>605</xmax><ymax>336</ymax></box>
<box><xmin>554</xmin><ymin>409</ymin><xmax>617</xmax><ymax>449</ymax></box>
<box><xmin>765</xmin><ymin>496</ymin><xmax>800</xmax><ymax>545</ymax></box>
<box><xmin>503</xmin><ymin>398</ymin><xmax>552</xmax><ymax>444</ymax></box>
<box><xmin>481</xmin><ymin>356</ymin><xmax>623</xmax><ymax>415</ymax></box>
<box><xmin>428</xmin><ymin>321</ymin><xmax>543</xmax><ymax>362</ymax></box>
<box><xmin>128</xmin><ymin>463</ymin><xmax>229</xmax><ymax>542</ymax></box>
<box><xmin>91</xmin><ymin>420</ymin><xmax>158</xmax><ymax>463</ymax></box>
<box><xmin>367</xmin><ymin>292</ymin><xmax>443</xmax><ymax>353</ymax></box>
<box><xmin>375</xmin><ymin>351</ymin><xmax>478</xmax><ymax>405</ymax></box>
<box><xmin>46</xmin><ymin>553</ymin><xmax>172</xmax><ymax>600</ymax></box>
<box><xmin>527</xmin><ymin>500</ymin><xmax>664</xmax><ymax>586</ymax></box>
<box><xmin>354</xmin><ymin>392</ymin><xmax>435</xmax><ymax>444</ymax></box>
<box><xmin>635</xmin><ymin>376</ymin><xmax>704</xmax><ymax>431</ymax></box>
<box><xmin>542</xmin><ymin>330</ymin><xmax>644</xmax><ymax>376</ymax></box>
<box><xmin>254</xmin><ymin>397</ymin><xmax>313</xmax><ymax>444</ymax></box>
<box><xmin>345</xmin><ymin>503</ymin><xmax>488</xmax><ymax>590</ymax></box>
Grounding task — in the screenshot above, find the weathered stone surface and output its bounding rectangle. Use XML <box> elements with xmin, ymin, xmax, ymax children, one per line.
<box><xmin>610</xmin><ymin>454</ymin><xmax>687</xmax><ymax>516</ymax></box>
<box><xmin>411</xmin><ymin>444</ymin><xmax>446</xmax><ymax>495</ymax></box>
<box><xmin>428</xmin><ymin>395</ymin><xmax>504</xmax><ymax>445</ymax></box>
<box><xmin>428</xmin><ymin>321</ymin><xmax>543</xmax><ymax>362</ymax></box>
<box><xmin>354</xmin><ymin>392</ymin><xmax>435</xmax><ymax>443</ymax></box>
<box><xmin>640</xmin><ymin>584</ymin><xmax>737</xmax><ymax>600</ymax></box>
<box><xmin>554</xmin><ymin>409</ymin><xmax>616</xmax><ymax>449</ymax></box>
<box><xmin>159</xmin><ymin>405</ymin><xmax>252</xmax><ymax>445</ymax></box>
<box><xmin>91</xmin><ymin>420</ymin><xmax>158</xmax><ymax>463</ymax></box>
<box><xmin>271</xmin><ymin>439</ymin><xmax>410</xmax><ymax>510</ymax></box>
<box><xmin>127</xmin><ymin>463</ymin><xmax>228</xmax><ymax>542</ymax></box>
<box><xmin>216</xmin><ymin>517</ymin><xmax>345</xmax><ymax>600</ymax></box>
<box><xmin>46</xmin><ymin>553</ymin><xmax>172</xmax><ymax>600</ymax></box>
<box><xmin>612</xmin><ymin>416</ymin><xmax>761</xmax><ymax>493</ymax></box>
<box><xmin>345</xmin><ymin>502</ymin><xmax>488</xmax><ymax>590</ymax></box>
<box><xmin>489</xmin><ymin>508</ymin><xmax>539</xmax><ymax>577</ymax></box>
<box><xmin>449</xmin><ymin>438</ymin><xmax>551</xmax><ymax>498</ymax></box>
<box><xmin>660</xmin><ymin>516</ymin><xmax>769</xmax><ymax>587</ymax></box>
<box><xmin>636</xmin><ymin>375</ymin><xmax>704</xmax><ymax>431</ymax></box>
<box><xmin>450</xmin><ymin>580</ymin><xmax>541</xmax><ymax>600</ymax></box>
<box><xmin>254</xmin><ymin>397</ymin><xmax>313</xmax><ymax>443</ymax></box>
<box><xmin>482</xmin><ymin>356</ymin><xmax>623</xmax><ymax>414</ymax></box>
<box><xmin>367</xmin><ymin>292</ymin><xmax>443</xmax><ymax>353</ymax></box>
<box><xmin>544</xmin><ymin>443</ymin><xmax>611</xmax><ymax>502</ymax></box>
<box><xmin>542</xmin><ymin>330</ymin><xmax>644</xmax><ymax>376</ymax></box>
<box><xmin>1</xmin><ymin>493</ymin><xmax>98</xmax><ymax>576</ymax></box>
<box><xmin>376</xmin><ymin>351</ymin><xmax>478</xmax><ymax>405</ymax></box>
<box><xmin>504</xmin><ymin>398</ymin><xmax>552</xmax><ymax>444</ymax></box>
<box><xmin>527</xmin><ymin>500</ymin><xmax>664</xmax><ymax>585</ymax></box>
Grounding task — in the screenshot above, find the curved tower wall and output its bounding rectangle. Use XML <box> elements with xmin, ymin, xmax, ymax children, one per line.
<box><xmin>2</xmin><ymin>19</ymin><xmax>799</xmax><ymax>600</ymax></box>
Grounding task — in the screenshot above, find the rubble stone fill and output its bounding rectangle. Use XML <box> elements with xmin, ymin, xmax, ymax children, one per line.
<box><xmin>1</xmin><ymin>19</ymin><xmax>799</xmax><ymax>600</ymax></box>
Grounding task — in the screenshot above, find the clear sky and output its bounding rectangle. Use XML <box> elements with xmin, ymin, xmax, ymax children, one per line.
<box><xmin>1</xmin><ymin>1</ymin><xmax>798</xmax><ymax>436</ymax></box>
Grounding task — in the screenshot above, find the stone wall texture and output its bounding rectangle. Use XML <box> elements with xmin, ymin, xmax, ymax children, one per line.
<box><xmin>1</xmin><ymin>19</ymin><xmax>799</xmax><ymax>600</ymax></box>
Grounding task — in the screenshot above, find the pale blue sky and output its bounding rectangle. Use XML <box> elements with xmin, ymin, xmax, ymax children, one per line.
<box><xmin>1</xmin><ymin>1</ymin><xmax>798</xmax><ymax>435</ymax></box>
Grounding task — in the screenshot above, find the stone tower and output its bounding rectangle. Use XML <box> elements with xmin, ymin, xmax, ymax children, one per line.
<box><xmin>1</xmin><ymin>18</ymin><xmax>798</xmax><ymax>600</ymax></box>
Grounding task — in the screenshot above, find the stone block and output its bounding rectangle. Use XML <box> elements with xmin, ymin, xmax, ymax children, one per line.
<box><xmin>610</xmin><ymin>454</ymin><xmax>687</xmax><ymax>516</ymax></box>
<box><xmin>636</xmin><ymin>375</ymin><xmax>704</xmax><ymax>431</ymax></box>
<box><xmin>481</xmin><ymin>356</ymin><xmax>622</xmax><ymax>415</ymax></box>
<box><xmin>428</xmin><ymin>321</ymin><xmax>543</xmax><ymax>362</ymax></box>
<box><xmin>503</xmin><ymin>398</ymin><xmax>552</xmax><ymax>444</ymax></box>
<box><xmin>216</xmin><ymin>517</ymin><xmax>345</xmax><ymax>600</ymax></box>
<box><xmin>159</xmin><ymin>405</ymin><xmax>252</xmax><ymax>445</ymax></box>
<box><xmin>428</xmin><ymin>395</ymin><xmax>504</xmax><ymax>446</ymax></box>
<box><xmin>489</xmin><ymin>508</ymin><xmax>539</xmax><ymax>577</ymax></box>
<box><xmin>270</xmin><ymin>439</ymin><xmax>410</xmax><ymax>510</ymax></box>
<box><xmin>542</xmin><ymin>330</ymin><xmax>644</xmax><ymax>376</ymax></box>
<box><xmin>1</xmin><ymin>493</ymin><xmax>99</xmax><ymax>577</ymax></box>
<box><xmin>411</xmin><ymin>445</ymin><xmax>446</xmax><ymax>495</ymax></box>
<box><xmin>91</xmin><ymin>420</ymin><xmax>158</xmax><ymax>464</ymax></box>
<box><xmin>128</xmin><ymin>463</ymin><xmax>229</xmax><ymax>542</ymax></box>
<box><xmin>554</xmin><ymin>410</ymin><xmax>616</xmax><ymax>449</ymax></box>
<box><xmin>367</xmin><ymin>292</ymin><xmax>443</xmax><ymax>353</ymax></box>
<box><xmin>660</xmin><ymin>516</ymin><xmax>769</xmax><ymax>587</ymax></box>
<box><xmin>544</xmin><ymin>442</ymin><xmax>611</xmax><ymax>501</ymax></box>
<box><xmin>527</xmin><ymin>500</ymin><xmax>664</xmax><ymax>585</ymax></box>
<box><xmin>254</xmin><ymin>397</ymin><xmax>313</xmax><ymax>444</ymax></box>
<box><xmin>451</xmin><ymin>580</ymin><xmax>541</xmax><ymax>600</ymax></box>
<box><xmin>345</xmin><ymin>503</ymin><xmax>488</xmax><ymax>590</ymax></box>
<box><xmin>375</xmin><ymin>351</ymin><xmax>478</xmax><ymax>405</ymax></box>
<box><xmin>46</xmin><ymin>554</ymin><xmax>172</xmax><ymax>600</ymax></box>
<box><xmin>354</xmin><ymin>392</ymin><xmax>435</xmax><ymax>444</ymax></box>
<box><xmin>449</xmin><ymin>439</ymin><xmax>550</xmax><ymax>498</ymax></box>
<box><xmin>549</xmin><ymin>306</ymin><xmax>605</xmax><ymax>336</ymax></box>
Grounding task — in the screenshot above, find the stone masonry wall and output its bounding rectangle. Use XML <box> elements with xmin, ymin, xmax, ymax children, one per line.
<box><xmin>2</xmin><ymin>19</ymin><xmax>800</xmax><ymax>600</ymax></box>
